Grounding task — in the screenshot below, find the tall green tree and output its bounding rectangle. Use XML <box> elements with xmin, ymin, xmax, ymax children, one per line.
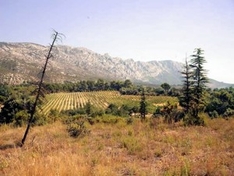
<box><xmin>0</xmin><ymin>84</ymin><xmax>10</xmax><ymax>103</ymax></box>
<box><xmin>180</xmin><ymin>49</ymin><xmax>209</xmax><ymax>125</ymax></box>
<box><xmin>161</xmin><ymin>83</ymin><xmax>171</xmax><ymax>95</ymax></box>
<box><xmin>179</xmin><ymin>59</ymin><xmax>194</xmax><ymax>113</ymax></box>
<box><xmin>124</xmin><ymin>79</ymin><xmax>133</xmax><ymax>88</ymax></box>
<box><xmin>96</xmin><ymin>79</ymin><xmax>105</xmax><ymax>90</ymax></box>
<box><xmin>190</xmin><ymin>48</ymin><xmax>208</xmax><ymax>116</ymax></box>
<box><xmin>139</xmin><ymin>88</ymin><xmax>147</xmax><ymax>121</ymax></box>
<box><xmin>179</xmin><ymin>48</ymin><xmax>209</xmax><ymax>125</ymax></box>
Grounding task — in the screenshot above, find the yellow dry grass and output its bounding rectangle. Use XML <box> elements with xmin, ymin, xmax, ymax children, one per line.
<box><xmin>0</xmin><ymin>117</ymin><xmax>234</xmax><ymax>176</ymax></box>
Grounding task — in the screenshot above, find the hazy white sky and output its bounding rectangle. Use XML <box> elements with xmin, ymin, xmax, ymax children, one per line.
<box><xmin>1</xmin><ymin>0</ymin><xmax>234</xmax><ymax>83</ymax></box>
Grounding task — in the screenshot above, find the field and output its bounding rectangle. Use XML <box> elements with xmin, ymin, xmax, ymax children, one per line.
<box><xmin>0</xmin><ymin>91</ymin><xmax>233</xmax><ymax>175</ymax></box>
<box><xmin>41</xmin><ymin>91</ymin><xmax>178</xmax><ymax>115</ymax></box>
<box><xmin>0</xmin><ymin>117</ymin><xmax>234</xmax><ymax>175</ymax></box>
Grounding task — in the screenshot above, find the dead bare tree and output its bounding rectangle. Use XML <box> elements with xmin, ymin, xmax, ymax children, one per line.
<box><xmin>21</xmin><ymin>31</ymin><xmax>63</xmax><ymax>146</ymax></box>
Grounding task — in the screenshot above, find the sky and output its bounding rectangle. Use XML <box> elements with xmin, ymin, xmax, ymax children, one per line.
<box><xmin>1</xmin><ymin>0</ymin><xmax>234</xmax><ymax>83</ymax></box>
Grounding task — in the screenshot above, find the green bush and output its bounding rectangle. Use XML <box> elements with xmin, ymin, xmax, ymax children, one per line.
<box><xmin>33</xmin><ymin>112</ymin><xmax>50</xmax><ymax>126</ymax></box>
<box><xmin>183</xmin><ymin>114</ymin><xmax>205</xmax><ymax>126</ymax></box>
<box><xmin>61</xmin><ymin>102</ymin><xmax>104</xmax><ymax>118</ymax></box>
<box><xmin>209</xmin><ymin>110</ymin><xmax>219</xmax><ymax>118</ymax></box>
<box><xmin>126</xmin><ymin>116</ymin><xmax>134</xmax><ymax>125</ymax></box>
<box><xmin>13</xmin><ymin>110</ymin><xmax>29</xmax><ymax>127</ymax></box>
<box><xmin>223</xmin><ymin>108</ymin><xmax>234</xmax><ymax>118</ymax></box>
<box><xmin>65</xmin><ymin>116</ymin><xmax>90</xmax><ymax>138</ymax></box>
<box><xmin>48</xmin><ymin>109</ymin><xmax>61</xmax><ymax>122</ymax></box>
<box><xmin>67</xmin><ymin>121</ymin><xmax>89</xmax><ymax>138</ymax></box>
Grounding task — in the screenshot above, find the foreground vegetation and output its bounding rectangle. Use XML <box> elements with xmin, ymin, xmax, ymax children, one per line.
<box><xmin>0</xmin><ymin>116</ymin><xmax>233</xmax><ymax>175</ymax></box>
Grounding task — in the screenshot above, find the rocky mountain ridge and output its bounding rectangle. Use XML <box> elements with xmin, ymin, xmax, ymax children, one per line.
<box><xmin>0</xmin><ymin>42</ymin><xmax>232</xmax><ymax>88</ymax></box>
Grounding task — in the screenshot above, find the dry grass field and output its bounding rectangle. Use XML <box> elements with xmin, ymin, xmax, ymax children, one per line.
<box><xmin>0</xmin><ymin>117</ymin><xmax>234</xmax><ymax>176</ymax></box>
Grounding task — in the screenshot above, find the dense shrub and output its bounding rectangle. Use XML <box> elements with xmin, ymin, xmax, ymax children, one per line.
<box><xmin>205</xmin><ymin>87</ymin><xmax>234</xmax><ymax>118</ymax></box>
<box><xmin>65</xmin><ymin>115</ymin><xmax>90</xmax><ymax>138</ymax></box>
<box><xmin>153</xmin><ymin>102</ymin><xmax>184</xmax><ymax>124</ymax></box>
<box><xmin>223</xmin><ymin>108</ymin><xmax>234</xmax><ymax>118</ymax></box>
<box><xmin>183</xmin><ymin>113</ymin><xmax>206</xmax><ymax>126</ymax></box>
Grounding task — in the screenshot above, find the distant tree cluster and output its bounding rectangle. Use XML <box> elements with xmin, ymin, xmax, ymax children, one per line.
<box><xmin>205</xmin><ymin>87</ymin><xmax>234</xmax><ymax>118</ymax></box>
<box><xmin>43</xmin><ymin>79</ymin><xmax>133</xmax><ymax>93</ymax></box>
<box><xmin>43</xmin><ymin>79</ymin><xmax>174</xmax><ymax>96</ymax></box>
<box><xmin>0</xmin><ymin>84</ymin><xmax>35</xmax><ymax>125</ymax></box>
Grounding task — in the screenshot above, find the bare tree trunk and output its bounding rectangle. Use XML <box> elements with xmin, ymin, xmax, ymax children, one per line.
<box><xmin>21</xmin><ymin>31</ymin><xmax>59</xmax><ymax>147</ymax></box>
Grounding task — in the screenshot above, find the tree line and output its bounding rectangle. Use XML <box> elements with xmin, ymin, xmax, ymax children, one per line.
<box><xmin>42</xmin><ymin>79</ymin><xmax>176</xmax><ymax>96</ymax></box>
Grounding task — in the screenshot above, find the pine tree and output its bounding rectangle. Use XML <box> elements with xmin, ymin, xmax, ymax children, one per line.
<box><xmin>139</xmin><ymin>88</ymin><xmax>147</xmax><ymax>121</ymax></box>
<box><xmin>184</xmin><ymin>48</ymin><xmax>209</xmax><ymax>125</ymax></box>
<box><xmin>180</xmin><ymin>49</ymin><xmax>209</xmax><ymax>125</ymax></box>
<box><xmin>190</xmin><ymin>48</ymin><xmax>208</xmax><ymax>114</ymax></box>
<box><xmin>179</xmin><ymin>58</ymin><xmax>194</xmax><ymax>113</ymax></box>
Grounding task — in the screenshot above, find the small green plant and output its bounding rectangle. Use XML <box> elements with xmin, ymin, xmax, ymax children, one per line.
<box><xmin>48</xmin><ymin>109</ymin><xmax>61</xmax><ymax>122</ymax></box>
<box><xmin>160</xmin><ymin>101</ymin><xmax>183</xmax><ymax>124</ymax></box>
<box><xmin>0</xmin><ymin>158</ymin><xmax>9</xmax><ymax>170</ymax></box>
<box><xmin>13</xmin><ymin>110</ymin><xmax>29</xmax><ymax>127</ymax></box>
<box><xmin>126</xmin><ymin>116</ymin><xmax>134</xmax><ymax>125</ymax></box>
<box><xmin>180</xmin><ymin>159</ymin><xmax>191</xmax><ymax>176</ymax></box>
<box><xmin>209</xmin><ymin>110</ymin><xmax>219</xmax><ymax>118</ymax></box>
<box><xmin>66</xmin><ymin>116</ymin><xmax>90</xmax><ymax>138</ymax></box>
<box><xmin>183</xmin><ymin>113</ymin><xmax>205</xmax><ymax>126</ymax></box>
<box><xmin>121</xmin><ymin>136</ymin><xmax>143</xmax><ymax>155</ymax></box>
<box><xmin>33</xmin><ymin>112</ymin><xmax>51</xmax><ymax>126</ymax></box>
<box><xmin>223</xmin><ymin>108</ymin><xmax>234</xmax><ymax>118</ymax></box>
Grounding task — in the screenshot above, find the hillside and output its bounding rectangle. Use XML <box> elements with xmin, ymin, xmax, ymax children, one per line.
<box><xmin>0</xmin><ymin>42</ymin><xmax>232</xmax><ymax>88</ymax></box>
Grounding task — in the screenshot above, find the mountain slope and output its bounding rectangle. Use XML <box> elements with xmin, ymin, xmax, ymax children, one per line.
<box><xmin>0</xmin><ymin>42</ymin><xmax>183</xmax><ymax>85</ymax></box>
<box><xmin>0</xmin><ymin>42</ymin><xmax>232</xmax><ymax>88</ymax></box>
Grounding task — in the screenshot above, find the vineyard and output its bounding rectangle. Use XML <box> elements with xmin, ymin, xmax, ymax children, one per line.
<box><xmin>41</xmin><ymin>91</ymin><xmax>178</xmax><ymax>115</ymax></box>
